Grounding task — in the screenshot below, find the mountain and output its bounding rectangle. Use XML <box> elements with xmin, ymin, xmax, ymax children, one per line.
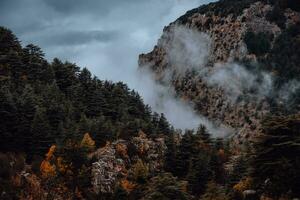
<box><xmin>139</xmin><ymin>0</ymin><xmax>300</xmax><ymax>147</ymax></box>
<box><xmin>1</xmin><ymin>0</ymin><xmax>300</xmax><ymax>199</ymax></box>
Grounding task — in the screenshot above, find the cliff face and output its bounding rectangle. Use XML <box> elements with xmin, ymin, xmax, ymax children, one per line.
<box><xmin>139</xmin><ymin>0</ymin><xmax>300</xmax><ymax>143</ymax></box>
<box><xmin>91</xmin><ymin>131</ymin><xmax>166</xmax><ymax>194</ymax></box>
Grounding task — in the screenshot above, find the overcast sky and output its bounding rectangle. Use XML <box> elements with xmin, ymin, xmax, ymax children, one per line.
<box><xmin>0</xmin><ymin>0</ymin><xmax>216</xmax><ymax>129</ymax></box>
<box><xmin>0</xmin><ymin>0</ymin><xmax>215</xmax><ymax>83</ymax></box>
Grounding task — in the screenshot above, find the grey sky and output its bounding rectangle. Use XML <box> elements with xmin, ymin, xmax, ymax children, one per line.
<box><xmin>0</xmin><ymin>0</ymin><xmax>216</xmax><ymax>129</ymax></box>
<box><xmin>0</xmin><ymin>0</ymin><xmax>215</xmax><ymax>81</ymax></box>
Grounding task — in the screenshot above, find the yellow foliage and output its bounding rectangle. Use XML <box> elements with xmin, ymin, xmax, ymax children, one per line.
<box><xmin>120</xmin><ymin>179</ymin><xmax>136</xmax><ymax>193</ymax></box>
<box><xmin>40</xmin><ymin>160</ymin><xmax>56</xmax><ymax>178</ymax></box>
<box><xmin>132</xmin><ymin>159</ymin><xmax>149</xmax><ymax>181</ymax></box>
<box><xmin>233</xmin><ymin>177</ymin><xmax>253</xmax><ymax>193</ymax></box>
<box><xmin>80</xmin><ymin>133</ymin><xmax>95</xmax><ymax>151</ymax></box>
<box><xmin>180</xmin><ymin>181</ymin><xmax>188</xmax><ymax>193</ymax></box>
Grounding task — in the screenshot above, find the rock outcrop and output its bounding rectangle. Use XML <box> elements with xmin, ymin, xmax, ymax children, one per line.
<box><xmin>139</xmin><ymin>0</ymin><xmax>300</xmax><ymax>146</ymax></box>
<box><xmin>91</xmin><ymin>132</ymin><xmax>166</xmax><ymax>194</ymax></box>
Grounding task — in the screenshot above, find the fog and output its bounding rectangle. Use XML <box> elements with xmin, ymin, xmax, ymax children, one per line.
<box><xmin>163</xmin><ymin>25</ymin><xmax>299</xmax><ymax>106</ymax></box>
<box><xmin>1</xmin><ymin>0</ymin><xmax>225</xmax><ymax>132</ymax></box>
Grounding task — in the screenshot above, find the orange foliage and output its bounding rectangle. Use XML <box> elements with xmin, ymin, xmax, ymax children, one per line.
<box><xmin>218</xmin><ymin>149</ymin><xmax>227</xmax><ymax>162</ymax></box>
<box><xmin>120</xmin><ymin>179</ymin><xmax>136</xmax><ymax>193</ymax></box>
<box><xmin>75</xmin><ymin>187</ymin><xmax>83</xmax><ymax>199</ymax></box>
<box><xmin>45</xmin><ymin>145</ymin><xmax>56</xmax><ymax>161</ymax></box>
<box><xmin>11</xmin><ymin>174</ymin><xmax>21</xmax><ymax>187</ymax></box>
<box><xmin>180</xmin><ymin>181</ymin><xmax>188</xmax><ymax>193</ymax></box>
<box><xmin>19</xmin><ymin>174</ymin><xmax>44</xmax><ymax>200</ymax></box>
<box><xmin>80</xmin><ymin>133</ymin><xmax>95</xmax><ymax>151</ymax></box>
<box><xmin>233</xmin><ymin>177</ymin><xmax>253</xmax><ymax>193</ymax></box>
<box><xmin>116</xmin><ymin>143</ymin><xmax>128</xmax><ymax>158</ymax></box>
<box><xmin>57</xmin><ymin>156</ymin><xmax>69</xmax><ymax>174</ymax></box>
<box><xmin>40</xmin><ymin>160</ymin><xmax>56</xmax><ymax>178</ymax></box>
<box><xmin>40</xmin><ymin>145</ymin><xmax>56</xmax><ymax>178</ymax></box>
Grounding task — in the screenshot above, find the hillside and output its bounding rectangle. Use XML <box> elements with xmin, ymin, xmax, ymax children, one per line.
<box><xmin>139</xmin><ymin>0</ymin><xmax>300</xmax><ymax>146</ymax></box>
<box><xmin>1</xmin><ymin>0</ymin><xmax>300</xmax><ymax>199</ymax></box>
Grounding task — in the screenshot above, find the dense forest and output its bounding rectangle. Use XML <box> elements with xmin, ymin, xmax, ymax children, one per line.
<box><xmin>0</xmin><ymin>24</ymin><xmax>300</xmax><ymax>200</ymax></box>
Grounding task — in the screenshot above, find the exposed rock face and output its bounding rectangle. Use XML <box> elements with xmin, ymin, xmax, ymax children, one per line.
<box><xmin>91</xmin><ymin>144</ymin><xmax>121</xmax><ymax>194</ymax></box>
<box><xmin>139</xmin><ymin>1</ymin><xmax>300</xmax><ymax>145</ymax></box>
<box><xmin>91</xmin><ymin>132</ymin><xmax>166</xmax><ymax>194</ymax></box>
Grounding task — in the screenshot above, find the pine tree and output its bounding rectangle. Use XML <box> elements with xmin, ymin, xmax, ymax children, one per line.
<box><xmin>175</xmin><ymin>130</ymin><xmax>193</xmax><ymax>178</ymax></box>
<box><xmin>164</xmin><ymin>132</ymin><xmax>177</xmax><ymax>174</ymax></box>
<box><xmin>17</xmin><ymin>85</ymin><xmax>37</xmax><ymax>153</ymax></box>
<box><xmin>187</xmin><ymin>153</ymin><xmax>212</xmax><ymax>196</ymax></box>
<box><xmin>196</xmin><ymin>124</ymin><xmax>211</xmax><ymax>144</ymax></box>
<box><xmin>30</xmin><ymin>107</ymin><xmax>52</xmax><ymax>158</ymax></box>
<box><xmin>23</xmin><ymin>44</ymin><xmax>54</xmax><ymax>83</ymax></box>
<box><xmin>252</xmin><ymin>114</ymin><xmax>300</xmax><ymax>197</ymax></box>
<box><xmin>0</xmin><ymin>27</ymin><xmax>24</xmax><ymax>81</ymax></box>
<box><xmin>0</xmin><ymin>85</ymin><xmax>18</xmax><ymax>151</ymax></box>
<box><xmin>52</xmin><ymin>58</ymin><xmax>80</xmax><ymax>95</ymax></box>
<box><xmin>158</xmin><ymin>113</ymin><xmax>170</xmax><ymax>135</ymax></box>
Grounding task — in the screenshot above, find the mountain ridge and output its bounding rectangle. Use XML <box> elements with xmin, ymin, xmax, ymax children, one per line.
<box><xmin>139</xmin><ymin>0</ymin><xmax>300</xmax><ymax>146</ymax></box>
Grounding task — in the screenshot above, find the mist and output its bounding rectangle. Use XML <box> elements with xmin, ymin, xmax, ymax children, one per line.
<box><xmin>135</xmin><ymin>67</ymin><xmax>233</xmax><ymax>136</ymax></box>
<box><xmin>162</xmin><ymin>25</ymin><xmax>300</xmax><ymax>106</ymax></box>
<box><xmin>0</xmin><ymin>0</ymin><xmax>224</xmax><ymax>132</ymax></box>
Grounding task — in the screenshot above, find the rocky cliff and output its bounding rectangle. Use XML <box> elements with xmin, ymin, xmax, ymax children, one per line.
<box><xmin>139</xmin><ymin>0</ymin><xmax>300</xmax><ymax>145</ymax></box>
<box><xmin>91</xmin><ymin>131</ymin><xmax>166</xmax><ymax>194</ymax></box>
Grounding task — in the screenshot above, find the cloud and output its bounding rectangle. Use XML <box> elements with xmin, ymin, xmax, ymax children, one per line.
<box><xmin>207</xmin><ymin>62</ymin><xmax>273</xmax><ymax>102</ymax></box>
<box><xmin>41</xmin><ymin>30</ymin><xmax>119</xmax><ymax>46</ymax></box>
<box><xmin>42</xmin><ymin>0</ymin><xmax>144</xmax><ymax>16</ymax></box>
<box><xmin>136</xmin><ymin>68</ymin><xmax>233</xmax><ymax>136</ymax></box>
<box><xmin>162</xmin><ymin>25</ymin><xmax>274</xmax><ymax>103</ymax></box>
<box><xmin>0</xmin><ymin>0</ymin><xmax>220</xmax><ymax>132</ymax></box>
<box><xmin>165</xmin><ymin>25</ymin><xmax>211</xmax><ymax>73</ymax></box>
<box><xmin>278</xmin><ymin>79</ymin><xmax>300</xmax><ymax>105</ymax></box>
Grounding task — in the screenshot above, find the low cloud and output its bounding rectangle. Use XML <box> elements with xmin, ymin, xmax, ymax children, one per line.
<box><xmin>278</xmin><ymin>79</ymin><xmax>300</xmax><ymax>105</ymax></box>
<box><xmin>136</xmin><ymin>67</ymin><xmax>233</xmax><ymax>137</ymax></box>
<box><xmin>1</xmin><ymin>0</ymin><xmax>231</xmax><ymax>134</ymax></box>
<box><xmin>207</xmin><ymin>62</ymin><xmax>273</xmax><ymax>102</ymax></box>
<box><xmin>162</xmin><ymin>25</ymin><xmax>277</xmax><ymax>103</ymax></box>
<box><xmin>165</xmin><ymin>25</ymin><xmax>211</xmax><ymax>73</ymax></box>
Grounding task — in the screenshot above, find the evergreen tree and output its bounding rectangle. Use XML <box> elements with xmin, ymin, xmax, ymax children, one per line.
<box><xmin>0</xmin><ymin>86</ymin><xmax>18</xmax><ymax>151</ymax></box>
<box><xmin>252</xmin><ymin>114</ymin><xmax>300</xmax><ymax>197</ymax></box>
<box><xmin>30</xmin><ymin>107</ymin><xmax>52</xmax><ymax>157</ymax></box>
<box><xmin>175</xmin><ymin>130</ymin><xmax>193</xmax><ymax>178</ymax></box>
<box><xmin>16</xmin><ymin>85</ymin><xmax>36</xmax><ymax>153</ymax></box>
<box><xmin>164</xmin><ymin>131</ymin><xmax>177</xmax><ymax>174</ymax></box>
<box><xmin>23</xmin><ymin>44</ymin><xmax>54</xmax><ymax>83</ymax></box>
<box><xmin>187</xmin><ymin>153</ymin><xmax>212</xmax><ymax>196</ymax></box>
<box><xmin>158</xmin><ymin>113</ymin><xmax>170</xmax><ymax>135</ymax></box>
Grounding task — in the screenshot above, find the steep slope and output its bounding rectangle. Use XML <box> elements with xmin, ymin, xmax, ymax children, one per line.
<box><xmin>0</xmin><ymin>27</ymin><xmax>174</xmax><ymax>156</ymax></box>
<box><xmin>139</xmin><ymin>0</ymin><xmax>300</xmax><ymax>144</ymax></box>
<box><xmin>0</xmin><ymin>27</ymin><xmax>174</xmax><ymax>199</ymax></box>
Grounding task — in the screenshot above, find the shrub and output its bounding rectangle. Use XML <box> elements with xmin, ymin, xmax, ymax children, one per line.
<box><xmin>266</xmin><ymin>5</ymin><xmax>286</xmax><ymax>29</ymax></box>
<box><xmin>244</xmin><ymin>31</ymin><xmax>271</xmax><ymax>56</ymax></box>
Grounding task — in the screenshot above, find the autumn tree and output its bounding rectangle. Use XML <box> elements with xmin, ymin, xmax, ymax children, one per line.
<box><xmin>80</xmin><ymin>133</ymin><xmax>96</xmax><ymax>152</ymax></box>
